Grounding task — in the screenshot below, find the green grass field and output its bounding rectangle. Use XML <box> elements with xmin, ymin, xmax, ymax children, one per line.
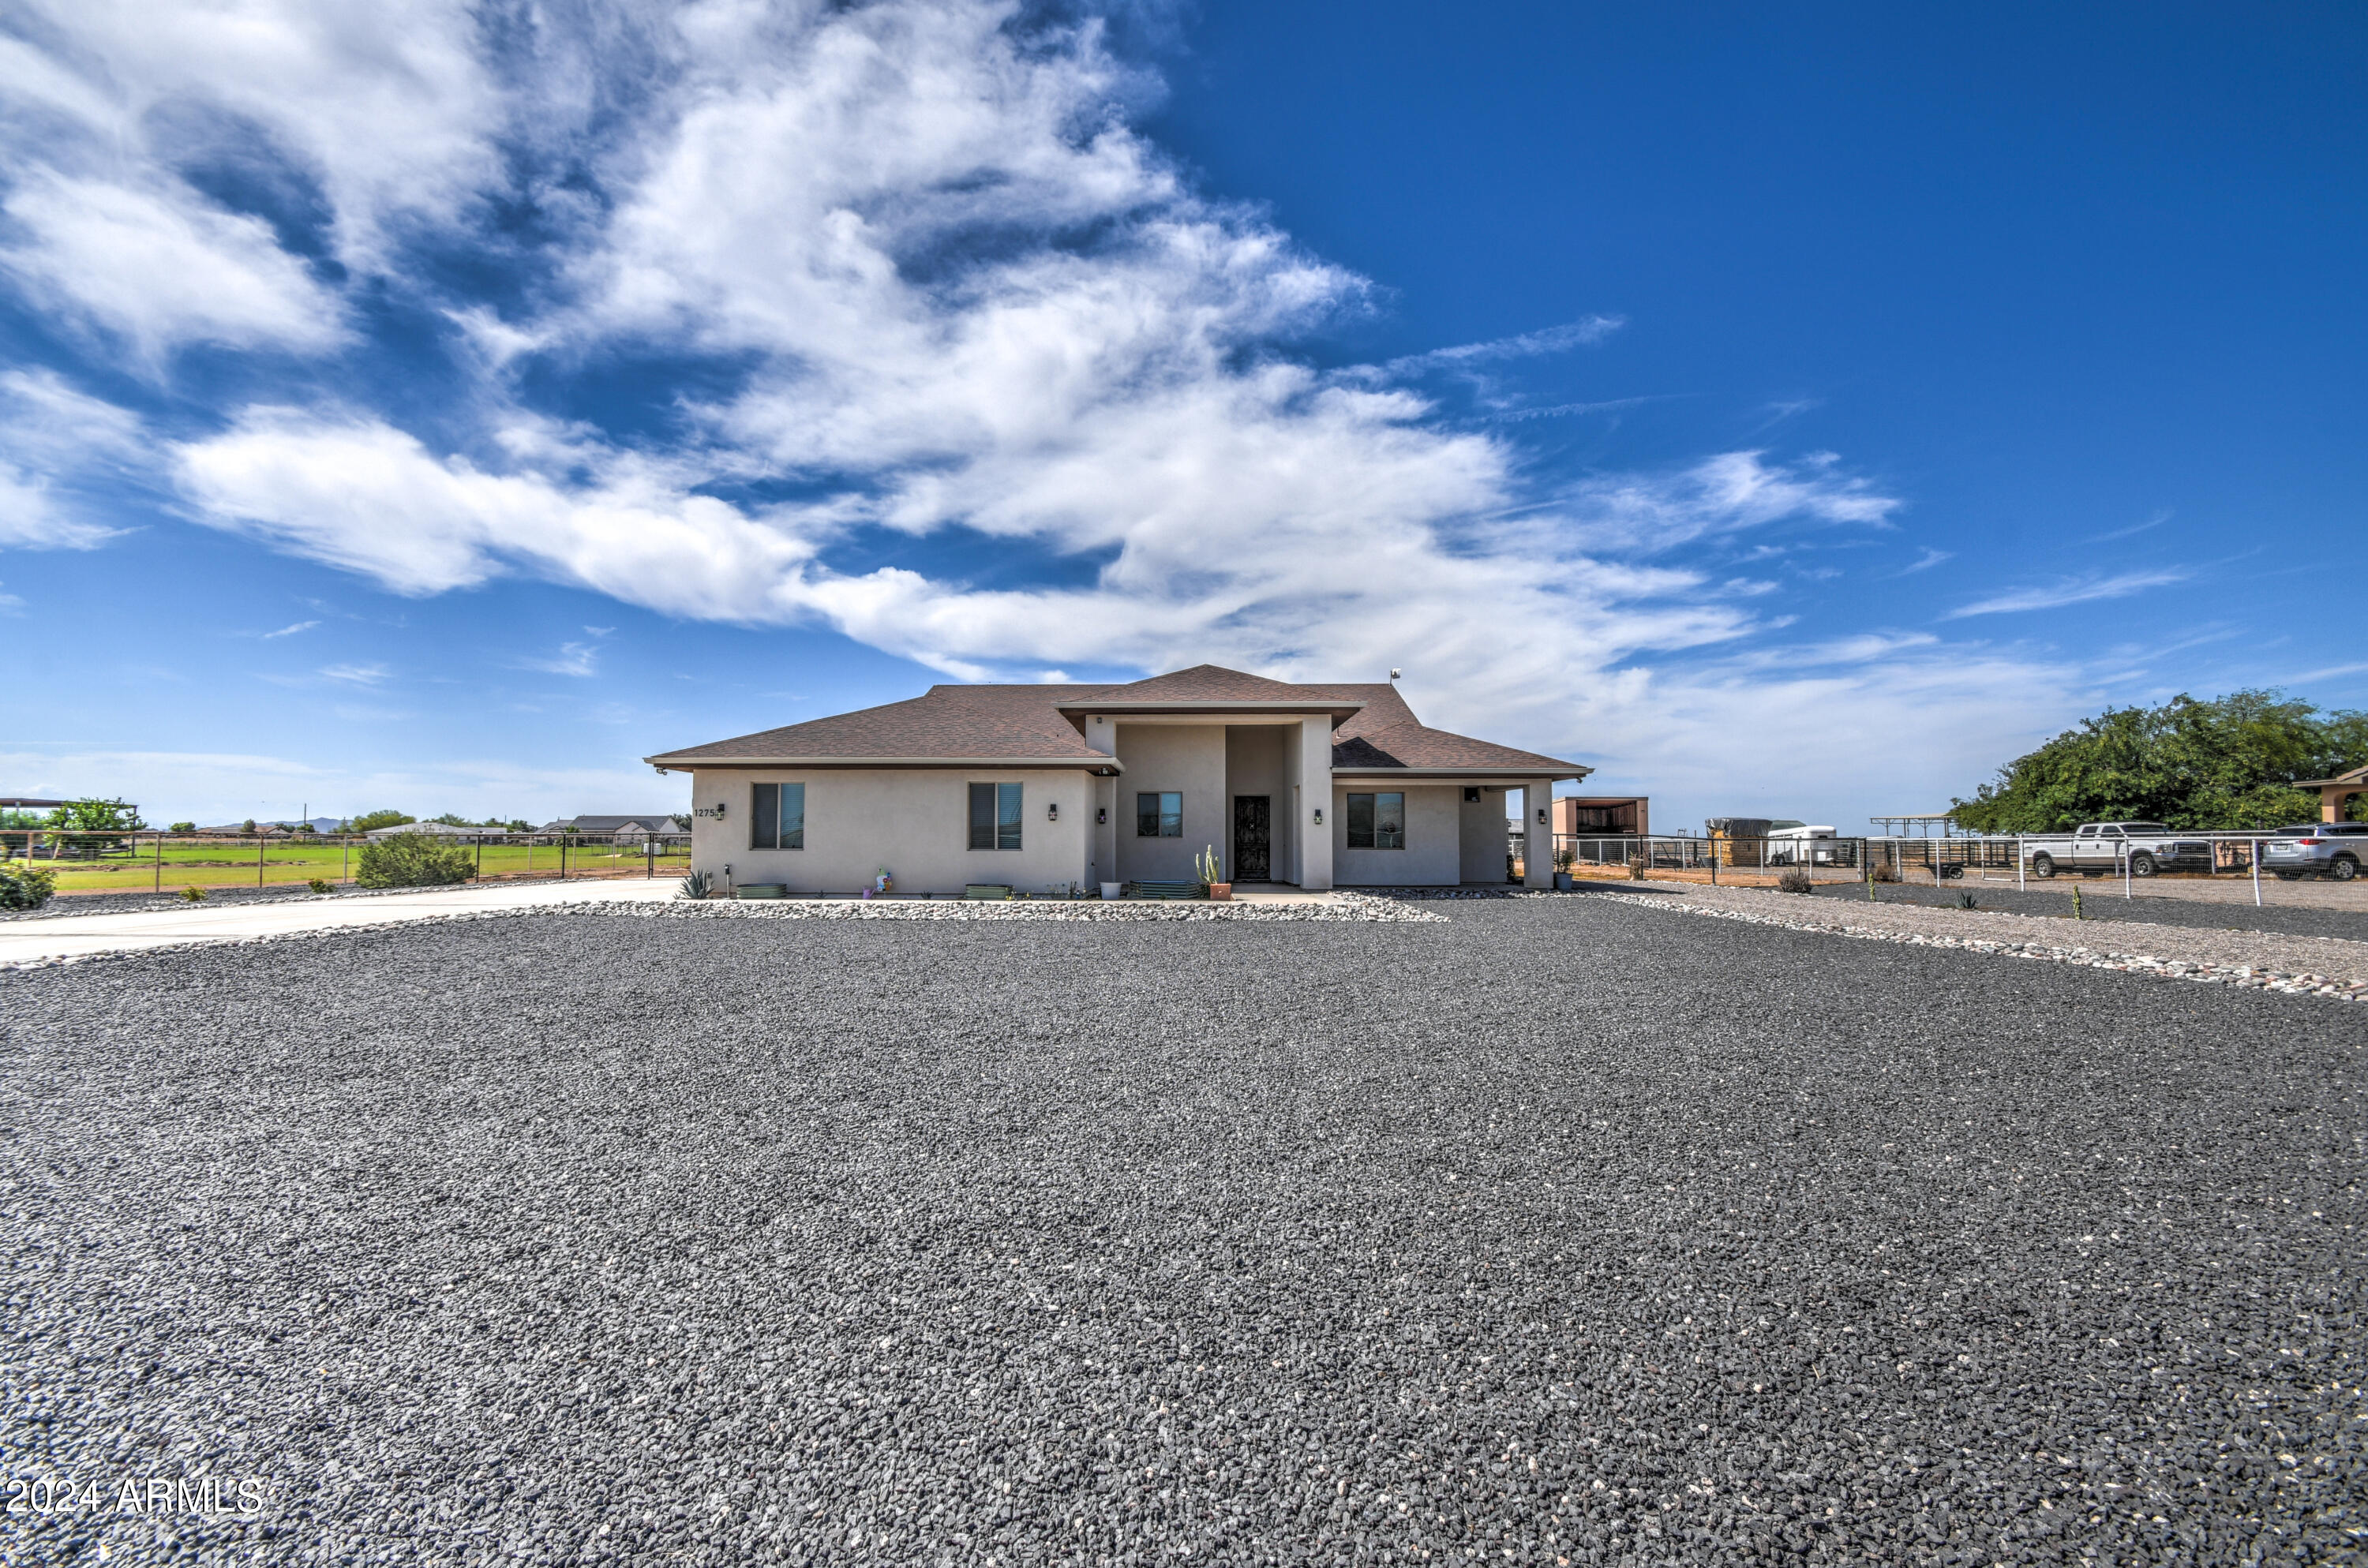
<box><xmin>15</xmin><ymin>839</ymin><xmax>691</xmax><ymax>895</ymax></box>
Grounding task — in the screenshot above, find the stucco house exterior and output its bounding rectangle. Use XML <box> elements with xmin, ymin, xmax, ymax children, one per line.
<box><xmin>645</xmin><ymin>665</ymin><xmax>1590</xmax><ymax>894</ymax></box>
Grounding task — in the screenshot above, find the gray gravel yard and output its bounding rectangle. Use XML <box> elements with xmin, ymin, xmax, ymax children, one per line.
<box><xmin>1797</xmin><ymin>881</ymin><xmax>2368</xmax><ymax>944</ymax></box>
<box><xmin>4</xmin><ymin>900</ymin><xmax>2366</xmax><ymax>1566</ymax></box>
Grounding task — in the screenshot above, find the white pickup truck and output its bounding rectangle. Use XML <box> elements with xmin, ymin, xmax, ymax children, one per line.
<box><xmin>2022</xmin><ymin>821</ymin><xmax>2213</xmax><ymax>879</ymax></box>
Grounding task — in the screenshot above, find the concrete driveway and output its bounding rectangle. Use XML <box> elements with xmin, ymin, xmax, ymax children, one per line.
<box><xmin>1</xmin><ymin>878</ymin><xmax>677</xmax><ymax>966</ymax></box>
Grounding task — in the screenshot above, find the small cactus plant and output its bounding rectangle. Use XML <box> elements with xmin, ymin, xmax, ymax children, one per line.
<box><xmin>1193</xmin><ymin>844</ymin><xmax>1223</xmax><ymax>886</ymax></box>
<box><xmin>679</xmin><ymin>868</ymin><xmax>714</xmax><ymax>900</ymax></box>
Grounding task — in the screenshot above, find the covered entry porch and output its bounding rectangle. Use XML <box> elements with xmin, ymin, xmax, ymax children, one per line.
<box><xmin>1331</xmin><ymin>772</ymin><xmax>1579</xmax><ymax>889</ymax></box>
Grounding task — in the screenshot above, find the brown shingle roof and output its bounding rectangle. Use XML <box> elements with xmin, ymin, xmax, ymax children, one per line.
<box><xmin>1331</xmin><ymin>720</ymin><xmax>1587</xmax><ymax>775</ymax></box>
<box><xmin>647</xmin><ymin>665</ymin><xmax>1587</xmax><ymax>775</ymax></box>
<box><xmin>649</xmin><ymin>685</ymin><xmax>1109</xmax><ymax>763</ymax></box>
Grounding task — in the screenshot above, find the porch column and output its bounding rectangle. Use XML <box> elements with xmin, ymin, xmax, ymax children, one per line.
<box><xmin>1523</xmin><ymin>777</ymin><xmax>1554</xmax><ymax>889</ymax></box>
<box><xmin>1298</xmin><ymin>716</ymin><xmax>1333</xmax><ymax>890</ymax></box>
<box><xmin>1085</xmin><ymin>713</ymin><xmax>1118</xmax><ymax>883</ymax></box>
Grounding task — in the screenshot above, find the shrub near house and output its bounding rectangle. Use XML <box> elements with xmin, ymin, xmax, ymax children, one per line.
<box><xmin>354</xmin><ymin>833</ymin><xmax>477</xmax><ymax>889</ymax></box>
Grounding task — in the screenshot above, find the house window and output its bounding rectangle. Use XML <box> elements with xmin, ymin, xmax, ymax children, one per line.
<box><xmin>749</xmin><ymin>783</ymin><xmax>805</xmax><ymax>849</ymax></box>
<box><xmin>1347</xmin><ymin>791</ymin><xmax>1405</xmax><ymax>850</ymax></box>
<box><xmin>969</xmin><ymin>782</ymin><xmax>1022</xmax><ymax>850</ymax></box>
<box><xmin>1136</xmin><ymin>791</ymin><xmax>1182</xmax><ymax>837</ymax></box>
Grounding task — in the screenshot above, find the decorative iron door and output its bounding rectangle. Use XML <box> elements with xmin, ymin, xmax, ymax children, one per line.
<box><xmin>1233</xmin><ymin>795</ymin><xmax>1271</xmax><ymax>882</ymax></box>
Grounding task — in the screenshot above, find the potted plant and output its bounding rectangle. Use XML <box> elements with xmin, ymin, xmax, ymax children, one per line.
<box><xmin>875</xmin><ymin>866</ymin><xmax>894</xmax><ymax>895</ymax></box>
<box><xmin>1552</xmin><ymin>844</ymin><xmax>1576</xmax><ymax>891</ymax></box>
<box><xmin>1196</xmin><ymin>845</ymin><xmax>1231</xmax><ymax>900</ymax></box>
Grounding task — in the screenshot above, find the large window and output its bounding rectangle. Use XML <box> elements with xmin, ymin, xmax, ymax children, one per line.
<box><xmin>750</xmin><ymin>782</ymin><xmax>805</xmax><ymax>850</ymax></box>
<box><xmin>969</xmin><ymin>782</ymin><xmax>1023</xmax><ymax>850</ymax></box>
<box><xmin>1136</xmin><ymin>791</ymin><xmax>1182</xmax><ymax>837</ymax></box>
<box><xmin>1346</xmin><ymin>791</ymin><xmax>1404</xmax><ymax>850</ymax></box>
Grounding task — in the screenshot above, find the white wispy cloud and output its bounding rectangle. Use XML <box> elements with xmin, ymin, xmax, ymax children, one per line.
<box><xmin>2082</xmin><ymin>510</ymin><xmax>2172</xmax><ymax>545</ymax></box>
<box><xmin>1384</xmin><ymin>316</ymin><xmax>1626</xmax><ymax>374</ymax></box>
<box><xmin>260</xmin><ymin>619</ymin><xmax>320</xmax><ymax>638</ymax></box>
<box><xmin>518</xmin><ymin>642</ymin><xmax>601</xmax><ymax>677</ymax></box>
<box><xmin>318</xmin><ymin>662</ymin><xmax>391</xmax><ymax>685</ymax></box>
<box><xmin>0</xmin><ymin>174</ymin><xmax>349</xmax><ymax>358</ymax></box>
<box><xmin>0</xmin><ymin>371</ymin><xmax>142</xmax><ymax>548</ymax></box>
<box><xmin>1947</xmin><ymin>570</ymin><xmax>2187</xmax><ymax>619</ymax></box>
<box><xmin>1892</xmin><ymin>547</ymin><xmax>1954</xmax><ymax>576</ymax></box>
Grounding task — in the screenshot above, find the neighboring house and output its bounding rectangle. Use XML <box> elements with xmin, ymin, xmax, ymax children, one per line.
<box><xmin>1553</xmin><ymin>795</ymin><xmax>1650</xmax><ymax>838</ymax></box>
<box><xmin>200</xmin><ymin>821</ymin><xmax>290</xmax><ymax>836</ymax></box>
<box><xmin>364</xmin><ymin>821</ymin><xmax>509</xmax><ymax>841</ymax></box>
<box><xmin>540</xmin><ymin>815</ymin><xmax>689</xmax><ymax>841</ymax></box>
<box><xmin>645</xmin><ymin>664</ymin><xmax>1591</xmax><ymax>893</ymax></box>
<box><xmin>2298</xmin><ymin>764</ymin><xmax>2368</xmax><ymax>825</ymax></box>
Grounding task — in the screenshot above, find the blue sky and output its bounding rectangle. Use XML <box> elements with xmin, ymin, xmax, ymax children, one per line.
<box><xmin>2</xmin><ymin>1</ymin><xmax>2361</xmax><ymax>830</ymax></box>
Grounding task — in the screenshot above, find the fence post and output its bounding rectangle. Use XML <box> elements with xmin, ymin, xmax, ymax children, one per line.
<box><xmin>646</xmin><ymin>838</ymin><xmax>654</xmax><ymax>879</ymax></box>
<box><xmin>154</xmin><ymin>833</ymin><xmax>162</xmax><ymax>893</ymax></box>
<box><xmin>2017</xmin><ymin>835</ymin><xmax>2025</xmax><ymax>891</ymax></box>
<box><xmin>257</xmin><ymin>833</ymin><xmax>265</xmax><ymax>888</ymax></box>
<box><xmin>560</xmin><ymin>836</ymin><xmax>568</xmax><ymax>882</ymax></box>
<box><xmin>2253</xmin><ymin>838</ymin><xmax>2262</xmax><ymax>907</ymax></box>
<box><xmin>343</xmin><ymin>836</ymin><xmax>350</xmax><ymax>882</ymax></box>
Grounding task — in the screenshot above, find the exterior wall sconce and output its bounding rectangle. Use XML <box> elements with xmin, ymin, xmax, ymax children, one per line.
<box><xmin>1537</xmin><ymin>806</ymin><xmax>1549</xmax><ymax>825</ymax></box>
<box><xmin>1047</xmin><ymin>802</ymin><xmax>1059</xmax><ymax>822</ymax></box>
<box><xmin>1313</xmin><ymin>807</ymin><xmax>1324</xmax><ymax>825</ymax></box>
<box><xmin>1095</xmin><ymin>806</ymin><xmax>1107</xmax><ymax>825</ymax></box>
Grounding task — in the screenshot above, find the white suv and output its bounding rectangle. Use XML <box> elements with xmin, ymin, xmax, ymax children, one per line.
<box><xmin>2261</xmin><ymin>823</ymin><xmax>2368</xmax><ymax>881</ymax></box>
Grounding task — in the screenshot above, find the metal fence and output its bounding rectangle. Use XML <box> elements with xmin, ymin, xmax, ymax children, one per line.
<box><xmin>1523</xmin><ymin>832</ymin><xmax>2336</xmax><ymax>907</ymax></box>
<box><xmin>2</xmin><ymin>830</ymin><xmax>693</xmax><ymax>899</ymax></box>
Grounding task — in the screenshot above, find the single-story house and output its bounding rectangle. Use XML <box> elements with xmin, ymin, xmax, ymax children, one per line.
<box><xmin>539</xmin><ymin>814</ymin><xmax>689</xmax><ymax>841</ymax></box>
<box><xmin>364</xmin><ymin>821</ymin><xmax>509</xmax><ymax>841</ymax></box>
<box><xmin>645</xmin><ymin>665</ymin><xmax>1591</xmax><ymax>893</ymax></box>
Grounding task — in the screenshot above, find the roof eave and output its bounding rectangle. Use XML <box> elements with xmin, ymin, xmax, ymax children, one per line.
<box><xmin>645</xmin><ymin>754</ymin><xmax>1122</xmax><ymax>773</ymax></box>
<box><xmin>1055</xmin><ymin>699</ymin><xmax>1364</xmax><ymax>719</ymax></box>
<box><xmin>1331</xmin><ymin>765</ymin><xmax>1594</xmax><ymax>780</ymax></box>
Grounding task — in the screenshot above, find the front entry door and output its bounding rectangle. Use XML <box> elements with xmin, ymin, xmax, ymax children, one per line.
<box><xmin>1233</xmin><ymin>795</ymin><xmax>1271</xmax><ymax>882</ymax></box>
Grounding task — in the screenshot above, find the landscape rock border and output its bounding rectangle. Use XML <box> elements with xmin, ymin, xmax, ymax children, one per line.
<box><xmin>0</xmin><ymin>889</ymin><xmax>1443</xmax><ymax>972</ymax></box>
<box><xmin>1590</xmin><ymin>885</ymin><xmax>2368</xmax><ymax>1004</ymax></box>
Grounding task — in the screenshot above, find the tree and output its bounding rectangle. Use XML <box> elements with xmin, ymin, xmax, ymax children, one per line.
<box><xmin>348</xmin><ymin>809</ymin><xmax>414</xmax><ymax>833</ymax></box>
<box><xmin>354</xmin><ymin>833</ymin><xmax>476</xmax><ymax>889</ymax></box>
<box><xmin>1950</xmin><ymin>690</ymin><xmax>2367</xmax><ymax>833</ymax></box>
<box><xmin>47</xmin><ymin>798</ymin><xmax>145</xmax><ymax>833</ymax></box>
<box><xmin>427</xmin><ymin>812</ymin><xmax>475</xmax><ymax>827</ymax></box>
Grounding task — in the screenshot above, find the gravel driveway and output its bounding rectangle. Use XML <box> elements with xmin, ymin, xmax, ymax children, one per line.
<box><xmin>5</xmin><ymin>900</ymin><xmax>2364</xmax><ymax>1564</ymax></box>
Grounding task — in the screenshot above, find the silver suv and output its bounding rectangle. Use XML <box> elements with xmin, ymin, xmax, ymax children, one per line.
<box><xmin>2261</xmin><ymin>823</ymin><xmax>2368</xmax><ymax>881</ymax></box>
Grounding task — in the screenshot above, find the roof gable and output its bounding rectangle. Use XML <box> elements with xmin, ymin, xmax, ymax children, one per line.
<box><xmin>1088</xmin><ymin>664</ymin><xmax>1318</xmax><ymax>703</ymax></box>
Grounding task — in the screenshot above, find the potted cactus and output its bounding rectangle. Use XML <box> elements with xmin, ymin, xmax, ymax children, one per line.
<box><xmin>1552</xmin><ymin>844</ymin><xmax>1576</xmax><ymax>891</ymax></box>
<box><xmin>1196</xmin><ymin>844</ymin><xmax>1231</xmax><ymax>900</ymax></box>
